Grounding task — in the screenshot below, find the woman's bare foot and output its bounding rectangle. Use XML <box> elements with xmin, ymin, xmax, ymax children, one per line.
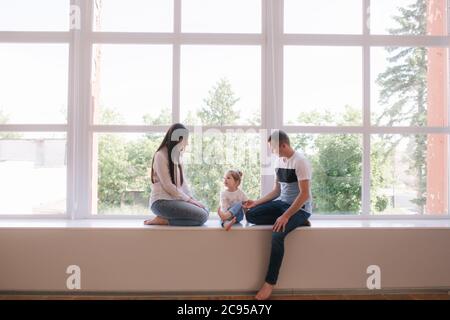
<box><xmin>255</xmin><ymin>282</ymin><xmax>273</xmax><ymax>300</ymax></box>
<box><xmin>143</xmin><ymin>216</ymin><xmax>169</xmax><ymax>226</ymax></box>
<box><xmin>223</xmin><ymin>217</ymin><xmax>237</xmax><ymax>231</ymax></box>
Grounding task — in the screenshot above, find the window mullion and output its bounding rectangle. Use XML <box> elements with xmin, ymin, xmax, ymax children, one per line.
<box><xmin>362</xmin><ymin>0</ymin><xmax>371</xmax><ymax>216</ymax></box>
<box><xmin>72</xmin><ymin>0</ymin><xmax>93</xmax><ymax>219</ymax></box>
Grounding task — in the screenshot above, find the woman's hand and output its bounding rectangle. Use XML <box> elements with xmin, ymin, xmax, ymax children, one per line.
<box><xmin>243</xmin><ymin>199</ymin><xmax>257</xmax><ymax>209</ymax></box>
<box><xmin>188</xmin><ymin>197</ymin><xmax>206</xmax><ymax>209</ymax></box>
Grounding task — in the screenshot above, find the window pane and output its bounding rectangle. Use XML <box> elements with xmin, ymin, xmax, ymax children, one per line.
<box><xmin>371</xmin><ymin>134</ymin><xmax>449</xmax><ymax>215</ymax></box>
<box><xmin>284</xmin><ymin>0</ymin><xmax>362</xmax><ymax>34</ymax></box>
<box><xmin>0</xmin><ymin>132</ymin><xmax>66</xmax><ymax>215</ymax></box>
<box><xmin>182</xmin><ymin>0</ymin><xmax>261</xmax><ymax>33</ymax></box>
<box><xmin>180</xmin><ymin>45</ymin><xmax>261</xmax><ymax>126</ymax></box>
<box><xmin>284</xmin><ymin>46</ymin><xmax>362</xmax><ymax>126</ymax></box>
<box><xmin>92</xmin><ymin>45</ymin><xmax>172</xmax><ymax>125</ymax></box>
<box><xmin>371</xmin><ymin>47</ymin><xmax>448</xmax><ymax>127</ymax></box>
<box><xmin>93</xmin><ymin>0</ymin><xmax>173</xmax><ymax>32</ymax></box>
<box><xmin>0</xmin><ymin>44</ymin><xmax>69</xmax><ymax>124</ymax></box>
<box><xmin>371</xmin><ymin>0</ymin><xmax>448</xmax><ymax>35</ymax></box>
<box><xmin>290</xmin><ymin>134</ymin><xmax>363</xmax><ymax>215</ymax></box>
<box><xmin>0</xmin><ymin>0</ymin><xmax>69</xmax><ymax>31</ymax></box>
<box><xmin>184</xmin><ymin>131</ymin><xmax>261</xmax><ymax>216</ymax></box>
<box><xmin>93</xmin><ymin>133</ymin><xmax>164</xmax><ymax>215</ymax></box>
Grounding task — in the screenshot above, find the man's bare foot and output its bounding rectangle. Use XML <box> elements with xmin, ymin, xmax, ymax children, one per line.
<box><xmin>143</xmin><ymin>216</ymin><xmax>169</xmax><ymax>226</ymax></box>
<box><xmin>255</xmin><ymin>282</ymin><xmax>273</xmax><ymax>300</ymax></box>
<box><xmin>223</xmin><ymin>217</ymin><xmax>237</xmax><ymax>231</ymax></box>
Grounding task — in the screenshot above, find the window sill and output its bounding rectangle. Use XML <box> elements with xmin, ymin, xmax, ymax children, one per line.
<box><xmin>0</xmin><ymin>218</ymin><xmax>449</xmax><ymax>230</ymax></box>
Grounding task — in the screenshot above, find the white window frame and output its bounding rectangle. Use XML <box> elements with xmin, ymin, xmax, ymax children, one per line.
<box><xmin>0</xmin><ymin>0</ymin><xmax>448</xmax><ymax>220</ymax></box>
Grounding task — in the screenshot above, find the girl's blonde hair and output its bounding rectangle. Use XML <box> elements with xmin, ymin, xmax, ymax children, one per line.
<box><xmin>226</xmin><ymin>169</ymin><xmax>243</xmax><ymax>186</ymax></box>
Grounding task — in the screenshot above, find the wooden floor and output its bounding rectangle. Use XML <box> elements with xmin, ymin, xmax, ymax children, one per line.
<box><xmin>1</xmin><ymin>293</ymin><xmax>449</xmax><ymax>300</ymax></box>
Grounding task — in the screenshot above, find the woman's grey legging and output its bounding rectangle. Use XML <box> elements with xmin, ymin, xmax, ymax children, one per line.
<box><xmin>150</xmin><ymin>200</ymin><xmax>209</xmax><ymax>226</ymax></box>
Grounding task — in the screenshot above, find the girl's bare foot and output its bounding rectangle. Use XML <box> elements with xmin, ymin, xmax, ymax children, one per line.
<box><xmin>217</xmin><ymin>208</ymin><xmax>232</xmax><ymax>221</ymax></box>
<box><xmin>143</xmin><ymin>216</ymin><xmax>169</xmax><ymax>226</ymax></box>
<box><xmin>223</xmin><ymin>217</ymin><xmax>237</xmax><ymax>231</ymax></box>
<box><xmin>255</xmin><ymin>282</ymin><xmax>273</xmax><ymax>300</ymax></box>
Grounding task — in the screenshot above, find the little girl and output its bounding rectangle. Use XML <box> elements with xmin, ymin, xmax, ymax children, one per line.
<box><xmin>218</xmin><ymin>169</ymin><xmax>248</xmax><ymax>231</ymax></box>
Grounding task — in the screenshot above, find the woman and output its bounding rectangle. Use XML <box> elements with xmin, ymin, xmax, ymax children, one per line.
<box><xmin>144</xmin><ymin>123</ymin><xmax>209</xmax><ymax>226</ymax></box>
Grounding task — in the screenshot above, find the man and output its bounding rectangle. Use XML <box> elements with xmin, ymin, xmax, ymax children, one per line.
<box><xmin>244</xmin><ymin>130</ymin><xmax>312</xmax><ymax>300</ymax></box>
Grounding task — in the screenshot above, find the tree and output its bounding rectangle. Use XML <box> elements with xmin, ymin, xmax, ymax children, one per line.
<box><xmin>97</xmin><ymin>107</ymin><xmax>165</xmax><ymax>213</ymax></box>
<box><xmin>293</xmin><ymin>106</ymin><xmax>389</xmax><ymax>214</ymax></box>
<box><xmin>143</xmin><ymin>107</ymin><xmax>171</xmax><ymax>125</ymax></box>
<box><xmin>0</xmin><ymin>109</ymin><xmax>21</xmax><ymax>139</ymax></box>
<box><xmin>185</xmin><ymin>78</ymin><xmax>260</xmax><ymax>211</ymax></box>
<box><xmin>376</xmin><ymin>0</ymin><xmax>427</xmax><ymax>213</ymax></box>
<box><xmin>197</xmin><ymin>78</ymin><xmax>240</xmax><ymax>126</ymax></box>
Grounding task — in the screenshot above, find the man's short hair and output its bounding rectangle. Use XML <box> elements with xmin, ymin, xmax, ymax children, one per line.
<box><xmin>268</xmin><ymin>130</ymin><xmax>290</xmax><ymax>146</ymax></box>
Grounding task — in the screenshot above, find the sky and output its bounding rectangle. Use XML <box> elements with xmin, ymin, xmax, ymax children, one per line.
<box><xmin>0</xmin><ymin>0</ymin><xmax>446</xmax><ymax>125</ymax></box>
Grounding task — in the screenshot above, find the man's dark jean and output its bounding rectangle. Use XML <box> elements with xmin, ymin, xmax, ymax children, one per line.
<box><xmin>246</xmin><ymin>200</ymin><xmax>311</xmax><ymax>285</ymax></box>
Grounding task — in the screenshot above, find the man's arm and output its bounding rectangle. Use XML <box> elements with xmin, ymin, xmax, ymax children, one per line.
<box><xmin>244</xmin><ymin>178</ymin><xmax>281</xmax><ymax>208</ymax></box>
<box><xmin>283</xmin><ymin>179</ymin><xmax>310</xmax><ymax>219</ymax></box>
<box><xmin>273</xmin><ymin>179</ymin><xmax>310</xmax><ymax>232</ymax></box>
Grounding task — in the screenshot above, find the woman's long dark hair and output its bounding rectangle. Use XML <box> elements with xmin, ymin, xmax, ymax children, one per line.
<box><xmin>151</xmin><ymin>123</ymin><xmax>189</xmax><ymax>186</ymax></box>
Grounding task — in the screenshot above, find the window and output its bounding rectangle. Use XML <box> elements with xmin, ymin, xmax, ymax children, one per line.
<box><xmin>284</xmin><ymin>0</ymin><xmax>362</xmax><ymax>34</ymax></box>
<box><xmin>180</xmin><ymin>45</ymin><xmax>261</xmax><ymax>126</ymax></box>
<box><xmin>92</xmin><ymin>45</ymin><xmax>172</xmax><ymax>125</ymax></box>
<box><xmin>290</xmin><ymin>134</ymin><xmax>363</xmax><ymax>215</ymax></box>
<box><xmin>182</xmin><ymin>0</ymin><xmax>261</xmax><ymax>33</ymax></box>
<box><xmin>1</xmin><ymin>1</ymin><xmax>449</xmax><ymax>218</ymax></box>
<box><xmin>371</xmin><ymin>47</ymin><xmax>448</xmax><ymax>127</ymax></box>
<box><xmin>0</xmin><ymin>44</ymin><xmax>69</xmax><ymax>124</ymax></box>
<box><xmin>0</xmin><ymin>133</ymin><xmax>67</xmax><ymax>215</ymax></box>
<box><xmin>93</xmin><ymin>133</ymin><xmax>163</xmax><ymax>215</ymax></box>
<box><xmin>371</xmin><ymin>134</ymin><xmax>448</xmax><ymax>215</ymax></box>
<box><xmin>0</xmin><ymin>0</ymin><xmax>70</xmax><ymax>31</ymax></box>
<box><xmin>184</xmin><ymin>131</ymin><xmax>261</xmax><ymax>215</ymax></box>
<box><xmin>370</xmin><ymin>0</ymin><xmax>448</xmax><ymax>36</ymax></box>
<box><xmin>283</xmin><ymin>0</ymin><xmax>449</xmax><ymax>217</ymax></box>
<box><xmin>284</xmin><ymin>46</ymin><xmax>362</xmax><ymax>126</ymax></box>
<box><xmin>0</xmin><ymin>1</ymin><xmax>69</xmax><ymax>217</ymax></box>
<box><xmin>93</xmin><ymin>0</ymin><xmax>173</xmax><ymax>32</ymax></box>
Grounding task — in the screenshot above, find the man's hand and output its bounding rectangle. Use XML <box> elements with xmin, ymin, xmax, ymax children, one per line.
<box><xmin>273</xmin><ymin>214</ymin><xmax>290</xmax><ymax>232</ymax></box>
<box><xmin>243</xmin><ymin>200</ymin><xmax>257</xmax><ymax>209</ymax></box>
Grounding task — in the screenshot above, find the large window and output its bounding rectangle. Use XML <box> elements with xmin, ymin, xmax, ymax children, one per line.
<box><xmin>283</xmin><ymin>0</ymin><xmax>449</xmax><ymax>216</ymax></box>
<box><xmin>0</xmin><ymin>0</ymin><xmax>448</xmax><ymax>218</ymax></box>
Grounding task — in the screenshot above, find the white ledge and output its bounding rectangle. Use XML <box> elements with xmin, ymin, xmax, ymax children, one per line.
<box><xmin>0</xmin><ymin>218</ymin><xmax>449</xmax><ymax>230</ymax></box>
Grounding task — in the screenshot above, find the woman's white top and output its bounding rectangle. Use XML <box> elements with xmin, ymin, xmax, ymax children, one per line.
<box><xmin>149</xmin><ymin>146</ymin><xmax>192</xmax><ymax>206</ymax></box>
<box><xmin>220</xmin><ymin>189</ymin><xmax>248</xmax><ymax>212</ymax></box>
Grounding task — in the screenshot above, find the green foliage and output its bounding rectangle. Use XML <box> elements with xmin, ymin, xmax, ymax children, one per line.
<box><xmin>97</xmin><ymin>134</ymin><xmax>129</xmax><ymax>210</ymax></box>
<box><xmin>97</xmin><ymin>79</ymin><xmax>260</xmax><ymax>214</ymax></box>
<box><xmin>0</xmin><ymin>109</ymin><xmax>21</xmax><ymax>139</ymax></box>
<box><xmin>185</xmin><ymin>79</ymin><xmax>260</xmax><ymax>211</ymax></box>
<box><xmin>143</xmin><ymin>107</ymin><xmax>171</xmax><ymax>125</ymax></box>
<box><xmin>292</xmin><ymin>107</ymin><xmax>365</xmax><ymax>214</ymax></box>
<box><xmin>197</xmin><ymin>78</ymin><xmax>240</xmax><ymax>126</ymax></box>
<box><xmin>376</xmin><ymin>0</ymin><xmax>427</xmax><ymax>213</ymax></box>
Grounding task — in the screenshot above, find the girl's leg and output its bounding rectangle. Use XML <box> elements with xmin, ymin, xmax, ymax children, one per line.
<box><xmin>227</xmin><ymin>202</ymin><xmax>245</xmax><ymax>223</ymax></box>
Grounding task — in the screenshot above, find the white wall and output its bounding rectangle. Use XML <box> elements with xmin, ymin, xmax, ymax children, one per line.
<box><xmin>0</xmin><ymin>227</ymin><xmax>449</xmax><ymax>293</ymax></box>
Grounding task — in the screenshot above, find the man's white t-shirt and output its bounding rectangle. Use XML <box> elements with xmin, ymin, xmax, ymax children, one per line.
<box><xmin>274</xmin><ymin>150</ymin><xmax>313</xmax><ymax>213</ymax></box>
